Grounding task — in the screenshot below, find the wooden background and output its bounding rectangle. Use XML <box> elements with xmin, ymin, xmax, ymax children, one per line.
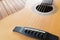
<box><xmin>0</xmin><ymin>0</ymin><xmax>26</xmax><ymax>20</ymax></box>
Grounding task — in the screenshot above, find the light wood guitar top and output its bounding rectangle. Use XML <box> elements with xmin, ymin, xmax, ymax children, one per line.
<box><xmin>0</xmin><ymin>0</ymin><xmax>60</xmax><ymax>40</ymax></box>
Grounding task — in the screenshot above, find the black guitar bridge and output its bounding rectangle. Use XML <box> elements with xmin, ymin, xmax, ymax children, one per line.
<box><xmin>13</xmin><ymin>26</ymin><xmax>59</xmax><ymax>40</ymax></box>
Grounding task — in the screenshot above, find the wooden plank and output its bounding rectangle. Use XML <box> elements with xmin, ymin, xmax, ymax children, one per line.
<box><xmin>1</xmin><ymin>0</ymin><xmax>12</xmax><ymax>15</ymax></box>
<box><xmin>0</xmin><ymin>0</ymin><xmax>26</xmax><ymax>20</ymax></box>
<box><xmin>5</xmin><ymin>0</ymin><xmax>18</xmax><ymax>14</ymax></box>
<box><xmin>0</xmin><ymin>1</ymin><xmax>8</xmax><ymax>19</ymax></box>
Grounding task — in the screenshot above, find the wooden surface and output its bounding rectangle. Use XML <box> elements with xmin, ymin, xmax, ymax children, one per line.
<box><xmin>0</xmin><ymin>0</ymin><xmax>25</xmax><ymax>20</ymax></box>
<box><xmin>0</xmin><ymin>0</ymin><xmax>60</xmax><ymax>40</ymax></box>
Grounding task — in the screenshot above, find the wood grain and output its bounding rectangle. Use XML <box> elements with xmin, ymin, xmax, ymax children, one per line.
<box><xmin>0</xmin><ymin>0</ymin><xmax>60</xmax><ymax>40</ymax></box>
<box><xmin>0</xmin><ymin>0</ymin><xmax>26</xmax><ymax>20</ymax></box>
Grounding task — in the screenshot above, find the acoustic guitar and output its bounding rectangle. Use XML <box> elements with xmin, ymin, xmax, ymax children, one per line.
<box><xmin>0</xmin><ymin>0</ymin><xmax>60</xmax><ymax>40</ymax></box>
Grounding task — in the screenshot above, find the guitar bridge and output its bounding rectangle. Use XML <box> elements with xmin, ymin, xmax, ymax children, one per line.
<box><xmin>13</xmin><ymin>26</ymin><xmax>59</xmax><ymax>40</ymax></box>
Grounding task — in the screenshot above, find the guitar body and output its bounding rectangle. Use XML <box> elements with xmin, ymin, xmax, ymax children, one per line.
<box><xmin>0</xmin><ymin>0</ymin><xmax>60</xmax><ymax>40</ymax></box>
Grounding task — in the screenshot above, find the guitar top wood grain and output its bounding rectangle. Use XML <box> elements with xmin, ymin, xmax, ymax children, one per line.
<box><xmin>0</xmin><ymin>0</ymin><xmax>60</xmax><ymax>40</ymax></box>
